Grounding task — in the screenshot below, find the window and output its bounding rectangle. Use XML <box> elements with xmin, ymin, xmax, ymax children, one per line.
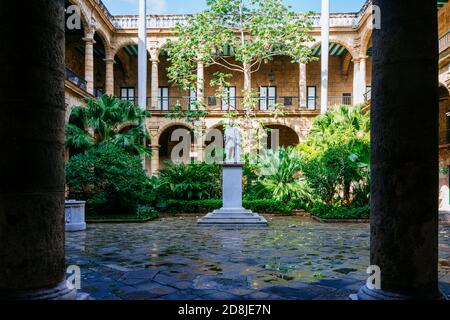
<box><xmin>365</xmin><ymin>85</ymin><xmax>372</xmax><ymax>101</ymax></box>
<box><xmin>260</xmin><ymin>86</ymin><xmax>277</xmax><ymax>111</ymax></box>
<box><xmin>342</xmin><ymin>93</ymin><xmax>352</xmax><ymax>105</ymax></box>
<box><xmin>120</xmin><ymin>87</ymin><xmax>135</xmax><ymax>102</ymax></box>
<box><xmin>222</xmin><ymin>86</ymin><xmax>236</xmax><ymax>110</ymax></box>
<box><xmin>307</xmin><ymin>86</ymin><xmax>316</xmax><ymax>110</ymax></box>
<box><xmin>189</xmin><ymin>89</ymin><xmax>197</xmax><ymax>110</ymax></box>
<box><xmin>221</xmin><ymin>44</ymin><xmax>234</xmax><ymax>57</ymax></box>
<box><xmin>208</xmin><ymin>96</ymin><xmax>217</xmax><ymax>107</ymax></box>
<box><xmin>94</xmin><ymin>87</ymin><xmax>104</xmax><ymax>98</ymax></box>
<box><xmin>158</xmin><ymin>87</ymin><xmax>169</xmax><ymax>110</ymax></box>
<box><xmin>284</xmin><ymin>97</ymin><xmax>293</xmax><ymax>106</ymax></box>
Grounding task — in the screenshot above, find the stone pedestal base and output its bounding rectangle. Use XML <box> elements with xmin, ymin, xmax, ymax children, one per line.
<box><xmin>351</xmin><ymin>285</ymin><xmax>447</xmax><ymax>300</ymax></box>
<box><xmin>197</xmin><ymin>162</ymin><xmax>268</xmax><ymax>228</ymax></box>
<box><xmin>198</xmin><ymin>208</ymin><xmax>268</xmax><ymax>228</ymax></box>
<box><xmin>0</xmin><ymin>281</ymin><xmax>79</xmax><ymax>300</ymax></box>
<box><xmin>439</xmin><ymin>210</ymin><xmax>450</xmax><ymax>224</ymax></box>
<box><xmin>65</xmin><ymin>200</ymin><xmax>87</xmax><ymax>232</ymax></box>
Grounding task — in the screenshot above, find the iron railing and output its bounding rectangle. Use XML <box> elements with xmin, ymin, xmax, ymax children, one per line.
<box><xmin>439</xmin><ymin>31</ymin><xmax>450</xmax><ymax>53</ymax></box>
<box><xmin>119</xmin><ymin>95</ymin><xmax>355</xmax><ymax>112</ymax></box>
<box><xmin>65</xmin><ymin>68</ymin><xmax>87</xmax><ymax>91</ymax></box>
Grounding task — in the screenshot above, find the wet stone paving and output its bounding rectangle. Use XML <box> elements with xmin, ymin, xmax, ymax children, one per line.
<box><xmin>66</xmin><ymin>216</ymin><xmax>450</xmax><ymax>300</ymax></box>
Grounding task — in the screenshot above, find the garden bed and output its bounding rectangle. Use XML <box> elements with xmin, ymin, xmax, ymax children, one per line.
<box><xmin>162</xmin><ymin>199</ymin><xmax>294</xmax><ymax>215</ymax></box>
<box><xmin>309</xmin><ymin>215</ymin><xmax>370</xmax><ymax>224</ymax></box>
<box><xmin>86</xmin><ymin>212</ymin><xmax>158</xmax><ymax>223</ymax></box>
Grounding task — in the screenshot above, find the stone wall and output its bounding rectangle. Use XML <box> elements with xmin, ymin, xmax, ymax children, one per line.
<box><xmin>438</xmin><ymin>1</ymin><xmax>450</xmax><ymax>38</ymax></box>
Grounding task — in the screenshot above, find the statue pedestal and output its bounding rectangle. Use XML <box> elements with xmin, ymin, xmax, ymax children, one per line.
<box><xmin>197</xmin><ymin>162</ymin><xmax>268</xmax><ymax>228</ymax></box>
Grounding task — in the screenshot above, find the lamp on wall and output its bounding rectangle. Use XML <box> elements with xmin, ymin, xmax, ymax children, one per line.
<box><xmin>268</xmin><ymin>68</ymin><xmax>275</xmax><ymax>83</ymax></box>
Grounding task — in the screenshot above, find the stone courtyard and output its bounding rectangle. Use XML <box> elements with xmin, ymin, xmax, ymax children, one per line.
<box><xmin>66</xmin><ymin>216</ymin><xmax>450</xmax><ymax>300</ymax></box>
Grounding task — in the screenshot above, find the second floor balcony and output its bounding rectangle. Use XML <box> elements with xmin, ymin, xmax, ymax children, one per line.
<box><xmin>117</xmin><ymin>95</ymin><xmax>357</xmax><ymax>114</ymax></box>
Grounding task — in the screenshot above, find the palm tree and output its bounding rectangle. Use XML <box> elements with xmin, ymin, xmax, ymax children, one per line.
<box><xmin>66</xmin><ymin>95</ymin><xmax>151</xmax><ymax>156</ymax></box>
<box><xmin>251</xmin><ymin>147</ymin><xmax>312</xmax><ymax>203</ymax></box>
<box><xmin>299</xmin><ymin>104</ymin><xmax>370</xmax><ymax>203</ymax></box>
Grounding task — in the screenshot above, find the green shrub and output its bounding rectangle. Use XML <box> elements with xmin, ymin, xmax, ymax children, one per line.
<box><xmin>307</xmin><ymin>201</ymin><xmax>370</xmax><ymax>220</ymax></box>
<box><xmin>158</xmin><ymin>162</ymin><xmax>221</xmax><ymax>200</ymax></box>
<box><xmin>66</xmin><ymin>143</ymin><xmax>153</xmax><ymax>216</ymax></box>
<box><xmin>136</xmin><ymin>205</ymin><xmax>159</xmax><ymax>220</ymax></box>
<box><xmin>299</xmin><ymin>104</ymin><xmax>371</xmax><ymax>217</ymax></box>
<box><xmin>245</xmin><ymin>148</ymin><xmax>311</xmax><ymax>203</ymax></box>
<box><xmin>166</xmin><ymin>199</ymin><xmax>222</xmax><ymax>214</ymax></box>
<box><xmin>165</xmin><ymin>199</ymin><xmax>293</xmax><ymax>215</ymax></box>
<box><xmin>244</xmin><ymin>199</ymin><xmax>293</xmax><ymax>215</ymax></box>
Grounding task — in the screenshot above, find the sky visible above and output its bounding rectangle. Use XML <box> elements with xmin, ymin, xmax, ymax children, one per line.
<box><xmin>103</xmin><ymin>0</ymin><xmax>367</xmax><ymax>15</ymax></box>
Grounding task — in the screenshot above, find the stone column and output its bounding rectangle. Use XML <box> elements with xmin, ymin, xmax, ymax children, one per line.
<box><xmin>104</xmin><ymin>57</ymin><xmax>115</xmax><ymax>95</ymax></box>
<box><xmin>194</xmin><ymin>122</ymin><xmax>206</xmax><ymax>162</ymax></box>
<box><xmin>320</xmin><ymin>0</ymin><xmax>329</xmax><ymax>114</ymax></box>
<box><xmin>149</xmin><ymin>45</ymin><xmax>160</xmax><ymax>110</ymax></box>
<box><xmin>356</xmin><ymin>0</ymin><xmax>443</xmax><ymax>300</ymax></box>
<box><xmin>197</xmin><ymin>59</ymin><xmax>205</xmax><ymax>106</ymax></box>
<box><xmin>359</xmin><ymin>56</ymin><xmax>367</xmax><ymax>103</ymax></box>
<box><xmin>138</xmin><ymin>0</ymin><xmax>147</xmax><ymax>110</ymax></box>
<box><xmin>150</xmin><ymin>145</ymin><xmax>160</xmax><ymax>176</ymax></box>
<box><xmin>83</xmin><ymin>31</ymin><xmax>95</xmax><ymax>95</ymax></box>
<box><xmin>299</xmin><ymin>62</ymin><xmax>307</xmax><ymax>108</ymax></box>
<box><xmin>352</xmin><ymin>59</ymin><xmax>360</xmax><ymax>105</ymax></box>
<box><xmin>0</xmin><ymin>0</ymin><xmax>77</xmax><ymax>299</ymax></box>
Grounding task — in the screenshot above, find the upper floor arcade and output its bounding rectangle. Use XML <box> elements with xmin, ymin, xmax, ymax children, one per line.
<box><xmin>64</xmin><ymin>0</ymin><xmax>379</xmax><ymax>116</ymax></box>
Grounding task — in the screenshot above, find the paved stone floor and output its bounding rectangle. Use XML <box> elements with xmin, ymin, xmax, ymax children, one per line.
<box><xmin>66</xmin><ymin>216</ymin><xmax>450</xmax><ymax>300</ymax></box>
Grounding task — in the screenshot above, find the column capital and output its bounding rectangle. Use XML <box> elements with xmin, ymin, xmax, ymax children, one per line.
<box><xmin>352</xmin><ymin>57</ymin><xmax>361</xmax><ymax>63</ymax></box>
<box><xmin>149</xmin><ymin>42</ymin><xmax>160</xmax><ymax>62</ymax></box>
<box><xmin>103</xmin><ymin>58</ymin><xmax>116</xmax><ymax>64</ymax></box>
<box><xmin>82</xmin><ymin>36</ymin><xmax>96</xmax><ymax>44</ymax></box>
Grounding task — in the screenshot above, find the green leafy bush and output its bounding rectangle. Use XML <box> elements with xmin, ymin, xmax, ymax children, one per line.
<box><xmin>245</xmin><ymin>147</ymin><xmax>311</xmax><ymax>203</ymax></box>
<box><xmin>136</xmin><ymin>205</ymin><xmax>159</xmax><ymax>220</ymax></box>
<box><xmin>66</xmin><ymin>95</ymin><xmax>151</xmax><ymax>156</ymax></box>
<box><xmin>158</xmin><ymin>162</ymin><xmax>221</xmax><ymax>200</ymax></box>
<box><xmin>299</xmin><ymin>104</ymin><xmax>371</xmax><ymax>218</ymax></box>
<box><xmin>66</xmin><ymin>143</ymin><xmax>154</xmax><ymax>217</ymax></box>
<box><xmin>165</xmin><ymin>199</ymin><xmax>293</xmax><ymax>215</ymax></box>
<box><xmin>307</xmin><ymin>201</ymin><xmax>370</xmax><ymax>220</ymax></box>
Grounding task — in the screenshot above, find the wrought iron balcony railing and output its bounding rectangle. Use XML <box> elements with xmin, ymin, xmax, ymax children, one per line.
<box><xmin>439</xmin><ymin>31</ymin><xmax>450</xmax><ymax>53</ymax></box>
<box><xmin>65</xmin><ymin>68</ymin><xmax>87</xmax><ymax>91</ymax></box>
<box><xmin>117</xmin><ymin>95</ymin><xmax>355</xmax><ymax>112</ymax></box>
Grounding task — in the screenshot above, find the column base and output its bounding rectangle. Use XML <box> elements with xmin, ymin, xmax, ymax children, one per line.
<box><xmin>197</xmin><ymin>208</ymin><xmax>268</xmax><ymax>228</ymax></box>
<box><xmin>351</xmin><ymin>285</ymin><xmax>447</xmax><ymax>300</ymax></box>
<box><xmin>0</xmin><ymin>281</ymin><xmax>90</xmax><ymax>300</ymax></box>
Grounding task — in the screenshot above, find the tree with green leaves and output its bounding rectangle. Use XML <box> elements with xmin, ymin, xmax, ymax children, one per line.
<box><xmin>165</xmin><ymin>0</ymin><xmax>316</xmax><ymax>156</ymax></box>
<box><xmin>66</xmin><ymin>95</ymin><xmax>151</xmax><ymax>157</ymax></box>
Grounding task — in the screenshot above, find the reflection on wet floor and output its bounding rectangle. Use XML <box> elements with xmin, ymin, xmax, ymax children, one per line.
<box><xmin>66</xmin><ymin>216</ymin><xmax>450</xmax><ymax>300</ymax></box>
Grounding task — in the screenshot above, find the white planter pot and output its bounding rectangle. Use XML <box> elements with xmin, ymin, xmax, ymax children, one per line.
<box><xmin>65</xmin><ymin>200</ymin><xmax>86</xmax><ymax>232</ymax></box>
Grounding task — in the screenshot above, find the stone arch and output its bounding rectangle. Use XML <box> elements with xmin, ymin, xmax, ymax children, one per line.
<box><xmin>342</xmin><ymin>52</ymin><xmax>353</xmax><ymax>77</ymax></box>
<box><xmin>360</xmin><ymin>28</ymin><xmax>373</xmax><ymax>56</ymax></box>
<box><xmin>309</xmin><ymin>38</ymin><xmax>358</xmax><ymax>60</ymax></box>
<box><xmin>95</xmin><ymin>28</ymin><xmax>113</xmax><ymax>58</ymax></box>
<box><xmin>111</xmin><ymin>38</ymin><xmax>139</xmax><ymax>57</ymax></box>
<box><xmin>439</xmin><ymin>83</ymin><xmax>450</xmax><ymax>99</ymax></box>
<box><xmin>111</xmin><ymin>38</ymin><xmax>162</xmax><ymax>59</ymax></box>
<box><xmin>156</xmin><ymin>122</ymin><xmax>194</xmax><ymax>144</ymax></box>
<box><xmin>261</xmin><ymin>123</ymin><xmax>300</xmax><ymax>148</ymax></box>
<box><xmin>157</xmin><ymin>123</ymin><xmax>195</xmax><ymax>167</ymax></box>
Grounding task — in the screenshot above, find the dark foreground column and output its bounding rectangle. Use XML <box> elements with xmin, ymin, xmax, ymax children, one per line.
<box><xmin>357</xmin><ymin>1</ymin><xmax>444</xmax><ymax>299</ymax></box>
<box><xmin>0</xmin><ymin>0</ymin><xmax>75</xmax><ymax>299</ymax></box>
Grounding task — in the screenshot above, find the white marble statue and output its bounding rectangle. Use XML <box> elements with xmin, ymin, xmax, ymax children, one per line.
<box><xmin>224</xmin><ymin>125</ymin><xmax>240</xmax><ymax>163</ymax></box>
